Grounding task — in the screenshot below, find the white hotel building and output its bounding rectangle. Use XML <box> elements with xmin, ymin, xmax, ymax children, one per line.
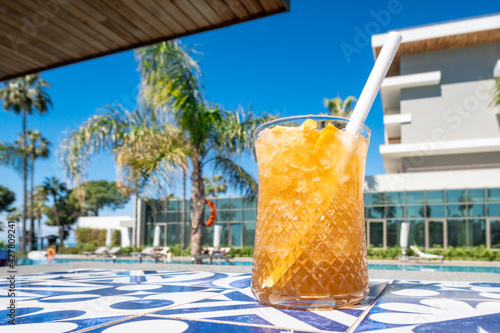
<box><xmin>364</xmin><ymin>13</ymin><xmax>500</xmax><ymax>250</ymax></box>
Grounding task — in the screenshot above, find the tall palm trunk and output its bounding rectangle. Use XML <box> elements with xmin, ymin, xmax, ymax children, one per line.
<box><xmin>190</xmin><ymin>155</ymin><xmax>205</xmax><ymax>257</ymax></box>
<box><xmin>181</xmin><ymin>167</ymin><xmax>186</xmax><ymax>255</ymax></box>
<box><xmin>133</xmin><ymin>181</ymin><xmax>138</xmax><ymax>248</ymax></box>
<box><xmin>52</xmin><ymin>193</ymin><xmax>63</xmax><ymax>254</ymax></box>
<box><xmin>21</xmin><ymin>109</ymin><xmax>28</xmax><ymax>254</ymax></box>
<box><xmin>38</xmin><ymin>215</ymin><xmax>42</xmax><ymax>250</ymax></box>
<box><xmin>29</xmin><ymin>154</ymin><xmax>35</xmax><ymax>251</ymax></box>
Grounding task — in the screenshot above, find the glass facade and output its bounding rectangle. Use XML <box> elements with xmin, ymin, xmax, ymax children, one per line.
<box><xmin>144</xmin><ymin>188</ymin><xmax>500</xmax><ymax>250</ymax></box>
<box><xmin>365</xmin><ymin>188</ymin><xmax>500</xmax><ymax>249</ymax></box>
<box><xmin>145</xmin><ymin>196</ymin><xmax>257</xmax><ymax>248</ymax></box>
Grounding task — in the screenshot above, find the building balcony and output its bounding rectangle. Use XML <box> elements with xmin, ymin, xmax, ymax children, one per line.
<box><xmin>380</xmin><ymin>137</ymin><xmax>500</xmax><ymax>173</ymax></box>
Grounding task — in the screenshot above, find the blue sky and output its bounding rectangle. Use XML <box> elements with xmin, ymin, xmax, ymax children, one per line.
<box><xmin>1</xmin><ymin>0</ymin><xmax>500</xmax><ymax>243</ymax></box>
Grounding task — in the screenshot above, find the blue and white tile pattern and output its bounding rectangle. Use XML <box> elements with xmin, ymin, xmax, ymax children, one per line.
<box><xmin>0</xmin><ymin>269</ymin><xmax>499</xmax><ymax>332</ymax></box>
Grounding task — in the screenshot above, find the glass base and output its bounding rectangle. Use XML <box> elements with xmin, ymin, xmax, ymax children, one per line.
<box><xmin>252</xmin><ymin>287</ymin><xmax>370</xmax><ymax>310</ymax></box>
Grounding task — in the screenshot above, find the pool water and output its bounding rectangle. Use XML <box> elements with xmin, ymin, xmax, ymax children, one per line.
<box><xmin>15</xmin><ymin>257</ymin><xmax>500</xmax><ymax>273</ymax></box>
<box><xmin>369</xmin><ymin>263</ymin><xmax>500</xmax><ymax>274</ymax></box>
<box><xmin>16</xmin><ymin>257</ymin><xmax>251</xmax><ymax>266</ymax></box>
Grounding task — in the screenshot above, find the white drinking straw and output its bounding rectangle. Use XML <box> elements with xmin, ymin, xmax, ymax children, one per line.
<box><xmin>345</xmin><ymin>31</ymin><xmax>403</xmax><ymax>135</ymax></box>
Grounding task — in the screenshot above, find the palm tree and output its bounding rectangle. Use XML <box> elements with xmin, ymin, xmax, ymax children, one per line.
<box><xmin>6</xmin><ymin>208</ymin><xmax>21</xmax><ymax>243</ymax></box>
<box><xmin>60</xmin><ymin>105</ymin><xmax>187</xmax><ymax>247</ymax></box>
<box><xmin>0</xmin><ymin>74</ymin><xmax>52</xmax><ymax>254</ymax></box>
<box><xmin>203</xmin><ymin>175</ymin><xmax>227</xmax><ymax>197</ymax></box>
<box><xmin>33</xmin><ymin>185</ymin><xmax>48</xmax><ymax>250</ymax></box>
<box><xmin>137</xmin><ymin>40</ymin><xmax>275</xmax><ymax>256</ymax></box>
<box><xmin>42</xmin><ymin>177</ymin><xmax>67</xmax><ymax>254</ymax></box>
<box><xmin>323</xmin><ymin>96</ymin><xmax>356</xmax><ymax>117</ymax></box>
<box><xmin>26</xmin><ymin>130</ymin><xmax>50</xmax><ymax>250</ymax></box>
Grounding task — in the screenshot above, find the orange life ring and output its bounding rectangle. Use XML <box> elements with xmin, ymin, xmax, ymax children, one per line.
<box><xmin>204</xmin><ymin>199</ymin><xmax>217</xmax><ymax>227</ymax></box>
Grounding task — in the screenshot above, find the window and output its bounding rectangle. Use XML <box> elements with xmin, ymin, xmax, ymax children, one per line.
<box><xmin>468</xmin><ymin>189</ymin><xmax>485</xmax><ymax>202</ymax></box>
<box><xmin>468</xmin><ymin>204</ymin><xmax>485</xmax><ymax>217</ymax></box>
<box><xmin>244</xmin><ymin>210</ymin><xmax>257</xmax><ymax>222</ymax></box>
<box><xmin>202</xmin><ymin>225</ymin><xmax>213</xmax><ymax>247</ymax></box>
<box><xmin>427</xmin><ymin>205</ymin><xmax>445</xmax><ymax>218</ymax></box>
<box><xmin>447</xmin><ymin>190</ymin><xmax>466</xmax><ymax>203</ymax></box>
<box><xmin>406</xmin><ymin>205</ymin><xmax>425</xmax><ymax>218</ymax></box>
<box><xmin>366</xmin><ymin>207</ymin><xmax>384</xmax><ymax>219</ymax></box>
<box><xmin>218</xmin><ymin>210</ymin><xmax>235</xmax><ymax>222</ymax></box>
<box><xmin>216</xmin><ymin>198</ymin><xmax>231</xmax><ymax>210</ymax></box>
<box><xmin>220</xmin><ymin>223</ymin><xmax>230</xmax><ymax>247</ymax></box>
<box><xmin>406</xmin><ymin>191</ymin><xmax>424</xmax><ymax>204</ymax></box>
<box><xmin>447</xmin><ymin>205</ymin><xmax>467</xmax><ymax>218</ymax></box>
<box><xmin>230</xmin><ymin>197</ymin><xmax>243</xmax><ymax>209</ymax></box>
<box><xmin>231</xmin><ymin>223</ymin><xmax>242</xmax><ymax>247</ymax></box>
<box><xmin>369</xmin><ymin>221</ymin><xmax>384</xmax><ymax>248</ymax></box>
<box><xmin>447</xmin><ymin>219</ymin><xmax>466</xmax><ymax>247</ymax></box>
<box><xmin>167</xmin><ymin>223</ymin><xmax>180</xmax><ymax>246</ymax></box>
<box><xmin>490</xmin><ymin>220</ymin><xmax>500</xmax><ymax>249</ymax></box>
<box><xmin>386</xmin><ymin>220</ymin><xmax>404</xmax><ymax>247</ymax></box>
<box><xmin>386</xmin><ymin>206</ymin><xmax>404</xmax><ymax>218</ymax></box>
<box><xmin>428</xmin><ymin>220</ymin><xmax>444</xmax><ymax>248</ymax></box>
<box><xmin>365</xmin><ymin>192</ymin><xmax>385</xmax><ymax>206</ymax></box>
<box><xmin>487</xmin><ymin>189</ymin><xmax>500</xmax><ymax>202</ymax></box>
<box><xmin>166</xmin><ymin>212</ymin><xmax>178</xmax><ymax>223</ymax></box>
<box><xmin>488</xmin><ymin>204</ymin><xmax>500</xmax><ymax>217</ymax></box>
<box><xmin>385</xmin><ymin>192</ymin><xmax>405</xmax><ymax>205</ymax></box>
<box><xmin>243</xmin><ymin>222</ymin><xmax>256</xmax><ymax>247</ymax></box>
<box><xmin>167</xmin><ymin>200</ymin><xmax>179</xmax><ymax>210</ymax></box>
<box><xmin>469</xmin><ymin>219</ymin><xmax>486</xmax><ymax>247</ymax></box>
<box><xmin>426</xmin><ymin>191</ymin><xmax>445</xmax><ymax>204</ymax></box>
<box><xmin>231</xmin><ymin>209</ymin><xmax>243</xmax><ymax>221</ymax></box>
<box><xmin>243</xmin><ymin>196</ymin><xmax>257</xmax><ymax>209</ymax></box>
<box><xmin>407</xmin><ymin>220</ymin><xmax>425</xmax><ymax>247</ymax></box>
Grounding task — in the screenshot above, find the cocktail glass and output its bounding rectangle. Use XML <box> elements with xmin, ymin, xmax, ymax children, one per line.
<box><xmin>251</xmin><ymin>115</ymin><xmax>370</xmax><ymax>310</ymax></box>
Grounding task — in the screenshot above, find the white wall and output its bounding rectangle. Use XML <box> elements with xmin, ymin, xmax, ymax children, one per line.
<box><xmin>78</xmin><ymin>216</ymin><xmax>134</xmax><ymax>248</ymax></box>
<box><xmin>365</xmin><ymin>167</ymin><xmax>500</xmax><ymax>192</ymax></box>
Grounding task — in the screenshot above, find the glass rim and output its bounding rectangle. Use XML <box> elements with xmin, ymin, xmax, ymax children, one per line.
<box><xmin>253</xmin><ymin>115</ymin><xmax>371</xmax><ymax>139</ymax></box>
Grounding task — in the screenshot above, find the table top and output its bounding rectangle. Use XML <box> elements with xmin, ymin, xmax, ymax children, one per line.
<box><xmin>1</xmin><ymin>269</ymin><xmax>499</xmax><ymax>332</ymax></box>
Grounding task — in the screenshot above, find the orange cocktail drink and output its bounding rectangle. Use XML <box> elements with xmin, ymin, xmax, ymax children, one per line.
<box><xmin>251</xmin><ymin>116</ymin><xmax>370</xmax><ymax>310</ymax></box>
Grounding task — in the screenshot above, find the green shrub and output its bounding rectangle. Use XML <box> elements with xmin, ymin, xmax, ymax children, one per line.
<box><xmin>76</xmin><ymin>228</ymin><xmax>106</xmax><ymax>246</ymax></box>
<box><xmin>118</xmin><ymin>245</ymin><xmax>144</xmax><ymax>255</ymax></box>
<box><xmin>112</xmin><ymin>230</ymin><xmax>121</xmax><ymax>247</ymax></box>
<box><xmin>227</xmin><ymin>246</ymin><xmax>253</xmax><ymax>258</ymax></box>
<box><xmin>367</xmin><ymin>245</ymin><xmax>500</xmax><ymax>261</ymax></box>
<box><xmin>62</xmin><ymin>247</ymin><xmax>80</xmax><ymax>254</ymax></box>
<box><xmin>76</xmin><ymin>242</ymin><xmax>97</xmax><ymax>253</ymax></box>
<box><xmin>168</xmin><ymin>244</ymin><xmax>191</xmax><ymax>256</ymax></box>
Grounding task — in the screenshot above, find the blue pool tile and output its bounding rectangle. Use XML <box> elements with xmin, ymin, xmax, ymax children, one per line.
<box><xmin>0</xmin><ymin>306</ymin><xmax>132</xmax><ymax>332</ymax></box>
<box><xmin>110</xmin><ymin>298</ymin><xmax>174</xmax><ymax>310</ymax></box>
<box><xmin>84</xmin><ymin>315</ymin><xmax>319</xmax><ymax>333</ymax></box>
<box><xmin>153</xmin><ymin>287</ymin><xmax>369</xmax><ymax>332</ymax></box>
<box><xmin>354</xmin><ymin>284</ymin><xmax>500</xmax><ymax>332</ymax></box>
<box><xmin>384</xmin><ymin>280</ymin><xmax>500</xmax><ymax>301</ymax></box>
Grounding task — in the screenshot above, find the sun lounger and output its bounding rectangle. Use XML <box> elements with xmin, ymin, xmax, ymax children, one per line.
<box><xmin>410</xmin><ymin>245</ymin><xmax>444</xmax><ymax>262</ymax></box>
<box><xmin>131</xmin><ymin>247</ymin><xmax>155</xmax><ymax>257</ymax></box>
<box><xmin>107</xmin><ymin>247</ymin><xmax>121</xmax><ymax>256</ymax></box>
<box><xmin>191</xmin><ymin>253</ymin><xmax>234</xmax><ymax>265</ymax></box>
<box><xmin>83</xmin><ymin>246</ymin><xmax>108</xmax><ymax>256</ymax></box>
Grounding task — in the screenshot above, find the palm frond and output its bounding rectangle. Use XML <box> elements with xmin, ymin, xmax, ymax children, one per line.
<box><xmin>0</xmin><ymin>141</ymin><xmax>25</xmax><ymax>174</ymax></box>
<box><xmin>213</xmin><ymin>156</ymin><xmax>257</xmax><ymax>196</ymax></box>
<box><xmin>211</xmin><ymin>107</ymin><xmax>278</xmax><ymax>159</ymax></box>
<box><xmin>137</xmin><ymin>40</ymin><xmax>211</xmax><ymax>147</ymax></box>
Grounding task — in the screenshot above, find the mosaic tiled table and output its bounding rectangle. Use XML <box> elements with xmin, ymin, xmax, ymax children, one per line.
<box><xmin>1</xmin><ymin>269</ymin><xmax>500</xmax><ymax>332</ymax></box>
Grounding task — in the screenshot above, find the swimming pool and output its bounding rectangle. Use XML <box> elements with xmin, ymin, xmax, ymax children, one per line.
<box><xmin>15</xmin><ymin>257</ymin><xmax>500</xmax><ymax>273</ymax></box>
<box><xmin>369</xmin><ymin>263</ymin><xmax>500</xmax><ymax>274</ymax></box>
<box><xmin>16</xmin><ymin>257</ymin><xmax>252</xmax><ymax>266</ymax></box>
